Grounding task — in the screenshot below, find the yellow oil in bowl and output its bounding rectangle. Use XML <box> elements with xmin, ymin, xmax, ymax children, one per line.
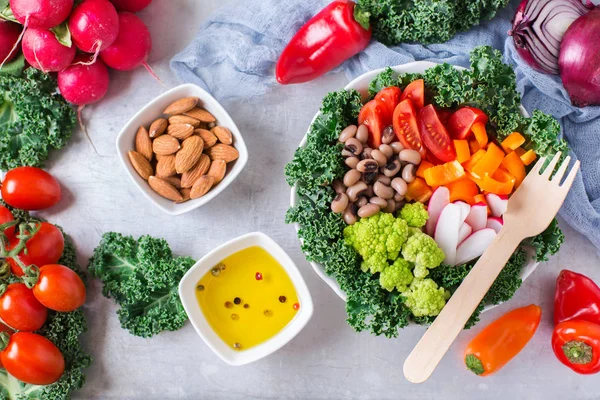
<box><xmin>195</xmin><ymin>246</ymin><xmax>300</xmax><ymax>351</ymax></box>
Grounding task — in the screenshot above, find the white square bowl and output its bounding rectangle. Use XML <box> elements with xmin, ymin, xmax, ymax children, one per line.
<box><xmin>178</xmin><ymin>232</ymin><xmax>314</xmax><ymax>366</ymax></box>
<box><xmin>116</xmin><ymin>84</ymin><xmax>248</xmax><ymax>215</ymax></box>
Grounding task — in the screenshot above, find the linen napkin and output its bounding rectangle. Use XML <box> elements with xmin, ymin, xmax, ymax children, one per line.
<box><xmin>171</xmin><ymin>0</ymin><xmax>600</xmax><ymax>250</ymax></box>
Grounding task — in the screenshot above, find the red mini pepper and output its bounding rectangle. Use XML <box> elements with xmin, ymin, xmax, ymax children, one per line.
<box><xmin>276</xmin><ymin>0</ymin><xmax>371</xmax><ymax>84</ymax></box>
<box><xmin>552</xmin><ymin>320</ymin><xmax>600</xmax><ymax>375</ymax></box>
<box><xmin>554</xmin><ymin>269</ymin><xmax>600</xmax><ymax>325</ymax></box>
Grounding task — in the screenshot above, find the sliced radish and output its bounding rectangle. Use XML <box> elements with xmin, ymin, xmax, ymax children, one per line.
<box><xmin>458</xmin><ymin>223</ymin><xmax>473</xmax><ymax>245</ymax></box>
<box><xmin>434</xmin><ymin>203</ymin><xmax>462</xmax><ymax>266</ymax></box>
<box><xmin>465</xmin><ymin>203</ymin><xmax>487</xmax><ymax>232</ymax></box>
<box><xmin>426</xmin><ymin>187</ymin><xmax>450</xmax><ymax>236</ymax></box>
<box><xmin>486</xmin><ymin>216</ymin><xmax>504</xmax><ymax>234</ymax></box>
<box><xmin>486</xmin><ymin>193</ymin><xmax>508</xmax><ymax>217</ymax></box>
<box><xmin>455</xmin><ymin>201</ymin><xmax>471</xmax><ymax>225</ymax></box>
<box><xmin>455</xmin><ymin>228</ymin><xmax>497</xmax><ymax>265</ymax></box>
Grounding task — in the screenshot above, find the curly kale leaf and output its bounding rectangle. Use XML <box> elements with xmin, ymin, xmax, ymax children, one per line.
<box><xmin>0</xmin><ymin>68</ymin><xmax>76</xmax><ymax>170</ymax></box>
<box><xmin>523</xmin><ymin>218</ymin><xmax>564</xmax><ymax>262</ymax></box>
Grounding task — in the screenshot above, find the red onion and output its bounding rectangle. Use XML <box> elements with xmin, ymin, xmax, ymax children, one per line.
<box><xmin>559</xmin><ymin>8</ymin><xmax>600</xmax><ymax>107</ymax></box>
<box><xmin>509</xmin><ymin>0</ymin><xmax>592</xmax><ymax>74</ymax></box>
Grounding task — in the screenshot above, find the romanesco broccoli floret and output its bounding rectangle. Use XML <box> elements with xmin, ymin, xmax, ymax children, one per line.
<box><xmin>403</xmin><ymin>279</ymin><xmax>451</xmax><ymax>317</ymax></box>
<box><xmin>399</xmin><ymin>202</ymin><xmax>429</xmax><ymax>228</ymax></box>
<box><xmin>402</xmin><ymin>231</ymin><xmax>445</xmax><ymax>277</ymax></box>
<box><xmin>379</xmin><ymin>258</ymin><xmax>414</xmax><ymax>292</ymax></box>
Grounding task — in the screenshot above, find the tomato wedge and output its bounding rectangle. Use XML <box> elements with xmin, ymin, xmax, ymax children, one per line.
<box><xmin>374</xmin><ymin>86</ymin><xmax>402</xmax><ymax>117</ymax></box>
<box><xmin>447</xmin><ymin>107</ymin><xmax>489</xmax><ymax>139</ymax></box>
<box><xmin>392</xmin><ymin>99</ymin><xmax>425</xmax><ymax>156</ymax></box>
<box><xmin>358</xmin><ymin>99</ymin><xmax>391</xmax><ymax>148</ymax></box>
<box><xmin>419</xmin><ymin>104</ymin><xmax>456</xmax><ymax>162</ymax></box>
<box><xmin>400</xmin><ymin>79</ymin><xmax>425</xmax><ymax>109</ymax></box>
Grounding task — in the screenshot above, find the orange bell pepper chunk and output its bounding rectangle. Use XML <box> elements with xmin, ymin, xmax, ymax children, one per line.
<box><xmin>405</xmin><ymin>177</ymin><xmax>433</xmax><ymax>203</ymax></box>
<box><xmin>501</xmin><ymin>132</ymin><xmax>526</xmax><ymax>153</ymax></box>
<box><xmin>447</xmin><ymin>179</ymin><xmax>479</xmax><ymax>204</ymax></box>
<box><xmin>501</xmin><ymin>151</ymin><xmax>526</xmax><ymax>188</ymax></box>
<box><xmin>462</xmin><ymin>149</ymin><xmax>486</xmax><ymax>172</ymax></box>
<box><xmin>468</xmin><ymin>168</ymin><xmax>515</xmax><ymax>195</ymax></box>
<box><xmin>472</xmin><ymin>122</ymin><xmax>488</xmax><ymax>148</ymax></box>
<box><xmin>416</xmin><ymin>160</ymin><xmax>434</xmax><ymax>179</ymax></box>
<box><xmin>473</xmin><ymin>193</ymin><xmax>486</xmax><ymax>205</ymax></box>
<box><xmin>424</xmin><ymin>161</ymin><xmax>465</xmax><ymax>186</ymax></box>
<box><xmin>454</xmin><ymin>140</ymin><xmax>470</xmax><ymax>163</ymax></box>
<box><xmin>514</xmin><ymin>147</ymin><xmax>526</xmax><ymax>157</ymax></box>
<box><xmin>469</xmin><ymin>139</ymin><xmax>480</xmax><ymax>154</ymax></box>
<box><xmin>520</xmin><ymin>149</ymin><xmax>537</xmax><ymax>166</ymax></box>
<box><xmin>471</xmin><ymin>143</ymin><xmax>504</xmax><ymax>179</ymax></box>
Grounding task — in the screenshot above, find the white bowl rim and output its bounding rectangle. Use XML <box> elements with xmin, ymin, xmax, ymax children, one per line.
<box><xmin>178</xmin><ymin>231</ymin><xmax>314</xmax><ymax>366</ymax></box>
<box><xmin>289</xmin><ymin>61</ymin><xmax>538</xmax><ymax>313</ymax></box>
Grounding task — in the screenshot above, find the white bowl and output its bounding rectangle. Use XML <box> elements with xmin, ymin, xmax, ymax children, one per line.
<box><xmin>116</xmin><ymin>84</ymin><xmax>248</xmax><ymax>216</ymax></box>
<box><xmin>178</xmin><ymin>232</ymin><xmax>314</xmax><ymax>366</ymax></box>
<box><xmin>290</xmin><ymin>61</ymin><xmax>538</xmax><ymax>312</ymax></box>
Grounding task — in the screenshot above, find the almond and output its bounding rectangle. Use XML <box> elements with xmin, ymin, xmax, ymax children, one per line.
<box><xmin>128</xmin><ymin>151</ymin><xmax>153</xmax><ymax>180</ymax></box>
<box><xmin>153</xmin><ymin>135</ymin><xmax>180</xmax><ymax>155</ymax></box>
<box><xmin>135</xmin><ymin>126</ymin><xmax>153</xmax><ymax>161</ymax></box>
<box><xmin>148</xmin><ymin>176</ymin><xmax>183</xmax><ymax>201</ymax></box>
<box><xmin>163</xmin><ymin>175</ymin><xmax>182</xmax><ymax>189</ymax></box>
<box><xmin>205</xmin><ymin>144</ymin><xmax>239</xmax><ymax>163</ymax></box>
<box><xmin>184</xmin><ymin>107</ymin><xmax>216</xmax><ymax>123</ymax></box>
<box><xmin>207</xmin><ymin>159</ymin><xmax>226</xmax><ymax>184</ymax></box>
<box><xmin>176</xmin><ymin>188</ymin><xmax>191</xmax><ymax>204</ymax></box>
<box><xmin>194</xmin><ymin>129</ymin><xmax>218</xmax><ymax>148</ymax></box>
<box><xmin>167</xmin><ymin>124</ymin><xmax>194</xmax><ymax>140</ymax></box>
<box><xmin>211</xmin><ymin>126</ymin><xmax>233</xmax><ymax>145</ymax></box>
<box><xmin>149</xmin><ymin>118</ymin><xmax>168</xmax><ymax>138</ymax></box>
<box><xmin>190</xmin><ymin>176</ymin><xmax>215</xmax><ymax>199</ymax></box>
<box><xmin>156</xmin><ymin>154</ymin><xmax>176</xmax><ymax>177</ymax></box>
<box><xmin>181</xmin><ymin>154</ymin><xmax>210</xmax><ymax>188</ymax></box>
<box><xmin>169</xmin><ymin>115</ymin><xmax>201</xmax><ymax>127</ymax></box>
<box><xmin>164</xmin><ymin>97</ymin><xmax>198</xmax><ymax>115</ymax></box>
<box><xmin>176</xmin><ymin>136</ymin><xmax>204</xmax><ymax>174</ymax></box>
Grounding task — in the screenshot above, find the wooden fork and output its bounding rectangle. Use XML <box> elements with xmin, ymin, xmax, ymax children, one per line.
<box><xmin>403</xmin><ymin>153</ymin><xmax>580</xmax><ymax>383</ymax></box>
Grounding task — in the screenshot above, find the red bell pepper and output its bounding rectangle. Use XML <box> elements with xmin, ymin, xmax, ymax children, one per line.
<box><xmin>552</xmin><ymin>320</ymin><xmax>600</xmax><ymax>375</ymax></box>
<box><xmin>276</xmin><ymin>1</ymin><xmax>371</xmax><ymax>84</ymax></box>
<box><xmin>554</xmin><ymin>269</ymin><xmax>600</xmax><ymax>325</ymax></box>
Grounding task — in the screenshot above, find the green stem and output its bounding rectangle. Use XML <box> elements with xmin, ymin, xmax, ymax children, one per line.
<box><xmin>465</xmin><ymin>354</ymin><xmax>485</xmax><ymax>375</ymax></box>
<box><xmin>21</xmin><ymin>264</ymin><xmax>40</xmax><ymax>289</ymax></box>
<box><xmin>563</xmin><ymin>340</ymin><xmax>593</xmax><ymax>364</ymax></box>
<box><xmin>353</xmin><ymin>5</ymin><xmax>371</xmax><ymax>31</ymax></box>
<box><xmin>0</xmin><ymin>332</ymin><xmax>9</xmax><ymax>352</ymax></box>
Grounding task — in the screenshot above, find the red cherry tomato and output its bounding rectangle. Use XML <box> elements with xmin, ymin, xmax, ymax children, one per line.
<box><xmin>374</xmin><ymin>86</ymin><xmax>402</xmax><ymax>117</ymax></box>
<box><xmin>0</xmin><ymin>332</ymin><xmax>65</xmax><ymax>385</ymax></box>
<box><xmin>0</xmin><ymin>283</ymin><xmax>47</xmax><ymax>331</ymax></box>
<box><xmin>419</xmin><ymin>104</ymin><xmax>457</xmax><ymax>162</ymax></box>
<box><xmin>447</xmin><ymin>106</ymin><xmax>489</xmax><ymax>139</ymax></box>
<box><xmin>358</xmin><ymin>99</ymin><xmax>391</xmax><ymax>148</ymax></box>
<box><xmin>1</xmin><ymin>167</ymin><xmax>61</xmax><ymax>210</ymax></box>
<box><xmin>0</xmin><ymin>205</ymin><xmax>15</xmax><ymax>239</ymax></box>
<box><xmin>400</xmin><ymin>79</ymin><xmax>425</xmax><ymax>109</ymax></box>
<box><xmin>392</xmin><ymin>99</ymin><xmax>425</xmax><ymax>156</ymax></box>
<box><xmin>8</xmin><ymin>222</ymin><xmax>64</xmax><ymax>277</ymax></box>
<box><xmin>33</xmin><ymin>265</ymin><xmax>86</xmax><ymax>312</ymax></box>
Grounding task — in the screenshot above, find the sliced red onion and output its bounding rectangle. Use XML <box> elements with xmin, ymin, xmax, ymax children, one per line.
<box><xmin>509</xmin><ymin>0</ymin><xmax>592</xmax><ymax>74</ymax></box>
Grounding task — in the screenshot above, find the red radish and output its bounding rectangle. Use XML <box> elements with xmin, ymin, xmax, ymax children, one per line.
<box><xmin>455</xmin><ymin>201</ymin><xmax>471</xmax><ymax>225</ymax></box>
<box><xmin>68</xmin><ymin>0</ymin><xmax>119</xmax><ymax>56</ymax></box>
<box><xmin>486</xmin><ymin>193</ymin><xmax>508</xmax><ymax>217</ymax></box>
<box><xmin>109</xmin><ymin>0</ymin><xmax>151</xmax><ymax>12</ymax></box>
<box><xmin>458</xmin><ymin>223</ymin><xmax>473</xmax><ymax>245</ymax></box>
<box><xmin>10</xmin><ymin>0</ymin><xmax>74</xmax><ymax>29</ymax></box>
<box><xmin>426</xmin><ymin>187</ymin><xmax>450</xmax><ymax>236</ymax></box>
<box><xmin>486</xmin><ymin>216</ymin><xmax>504</xmax><ymax>234</ymax></box>
<box><xmin>465</xmin><ymin>203</ymin><xmax>487</xmax><ymax>231</ymax></box>
<box><xmin>455</xmin><ymin>228</ymin><xmax>497</xmax><ymax>265</ymax></box>
<box><xmin>22</xmin><ymin>28</ymin><xmax>76</xmax><ymax>72</ymax></box>
<box><xmin>0</xmin><ymin>21</ymin><xmax>22</xmax><ymax>63</ymax></box>
<box><xmin>434</xmin><ymin>203</ymin><xmax>462</xmax><ymax>266</ymax></box>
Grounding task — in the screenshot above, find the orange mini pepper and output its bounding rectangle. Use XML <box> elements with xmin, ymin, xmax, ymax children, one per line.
<box><xmin>462</xmin><ymin>149</ymin><xmax>486</xmax><ymax>172</ymax></box>
<box><xmin>501</xmin><ymin>132</ymin><xmax>526</xmax><ymax>153</ymax></box>
<box><xmin>446</xmin><ymin>179</ymin><xmax>479</xmax><ymax>204</ymax></box>
<box><xmin>416</xmin><ymin>160</ymin><xmax>434</xmax><ymax>179</ymax></box>
<box><xmin>471</xmin><ymin>122</ymin><xmax>488</xmax><ymax>148</ymax></box>
<box><xmin>454</xmin><ymin>140</ymin><xmax>470</xmax><ymax>163</ymax></box>
<box><xmin>471</xmin><ymin>143</ymin><xmax>505</xmax><ymax>179</ymax></box>
<box><xmin>501</xmin><ymin>151</ymin><xmax>526</xmax><ymax>188</ymax></box>
<box><xmin>404</xmin><ymin>177</ymin><xmax>433</xmax><ymax>203</ymax></box>
<box><xmin>423</xmin><ymin>161</ymin><xmax>465</xmax><ymax>187</ymax></box>
<box><xmin>520</xmin><ymin>149</ymin><xmax>537</xmax><ymax>166</ymax></box>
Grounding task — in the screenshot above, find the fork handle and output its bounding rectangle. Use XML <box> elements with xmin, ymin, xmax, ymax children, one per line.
<box><xmin>403</xmin><ymin>227</ymin><xmax>523</xmax><ymax>383</ymax></box>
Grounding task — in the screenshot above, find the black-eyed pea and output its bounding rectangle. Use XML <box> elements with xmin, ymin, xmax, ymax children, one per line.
<box><xmin>384</xmin><ymin>199</ymin><xmax>396</xmax><ymax>213</ymax></box>
<box><xmin>402</xmin><ymin>164</ymin><xmax>417</xmax><ymax>183</ymax></box>
<box><xmin>343</xmin><ymin>169</ymin><xmax>361</xmax><ymax>187</ymax></box>
<box><xmin>356</xmin><ymin>159</ymin><xmax>379</xmax><ymax>173</ymax></box>
<box><xmin>379</xmin><ymin>143</ymin><xmax>394</xmax><ymax>158</ymax></box>
<box><xmin>370</xmin><ymin>197</ymin><xmax>388</xmax><ymax>208</ymax></box>
<box><xmin>390</xmin><ymin>142</ymin><xmax>404</xmax><ymax>154</ymax></box>
<box><xmin>345</xmin><ymin>156</ymin><xmax>360</xmax><ymax>169</ymax></box>
<box><xmin>394</xmin><ymin>192</ymin><xmax>404</xmax><ymax>202</ymax></box>
<box><xmin>343</xmin><ymin>204</ymin><xmax>358</xmax><ymax>225</ymax></box>
<box><xmin>356</xmin><ymin>124</ymin><xmax>369</xmax><ymax>144</ymax></box>
<box><xmin>399</xmin><ymin>149</ymin><xmax>422</xmax><ymax>165</ymax></box>
<box><xmin>342</xmin><ymin>137</ymin><xmax>363</xmax><ymax>157</ymax></box>
<box><xmin>371</xmin><ymin>149</ymin><xmax>387</xmax><ymax>166</ymax></box>
<box><xmin>376</xmin><ymin>174</ymin><xmax>391</xmax><ymax>185</ymax></box>
<box><xmin>373</xmin><ymin>181</ymin><xmax>394</xmax><ymax>200</ymax></box>
<box><xmin>358</xmin><ymin>204</ymin><xmax>380</xmax><ymax>218</ymax></box>
<box><xmin>381</xmin><ymin>126</ymin><xmax>395</xmax><ymax>144</ymax></box>
<box><xmin>391</xmin><ymin>177</ymin><xmax>408</xmax><ymax>196</ymax></box>
<box><xmin>332</xmin><ymin>179</ymin><xmax>346</xmax><ymax>194</ymax></box>
<box><xmin>361</xmin><ymin>148</ymin><xmax>373</xmax><ymax>160</ymax></box>
<box><xmin>339</xmin><ymin>125</ymin><xmax>358</xmax><ymax>142</ymax></box>
<box><xmin>356</xmin><ymin>196</ymin><xmax>368</xmax><ymax>208</ymax></box>
<box><xmin>382</xmin><ymin>159</ymin><xmax>401</xmax><ymax>177</ymax></box>
<box><xmin>331</xmin><ymin>192</ymin><xmax>349</xmax><ymax>213</ymax></box>
<box><xmin>362</xmin><ymin>171</ymin><xmax>378</xmax><ymax>185</ymax></box>
<box><xmin>346</xmin><ymin>181</ymin><xmax>368</xmax><ymax>202</ymax></box>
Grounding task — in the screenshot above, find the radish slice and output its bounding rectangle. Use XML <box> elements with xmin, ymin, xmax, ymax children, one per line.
<box><xmin>486</xmin><ymin>216</ymin><xmax>504</xmax><ymax>234</ymax></box>
<box><xmin>426</xmin><ymin>187</ymin><xmax>450</xmax><ymax>236</ymax></box>
<box><xmin>455</xmin><ymin>201</ymin><xmax>471</xmax><ymax>225</ymax></box>
<box><xmin>458</xmin><ymin>223</ymin><xmax>473</xmax><ymax>245</ymax></box>
<box><xmin>434</xmin><ymin>203</ymin><xmax>462</xmax><ymax>266</ymax></box>
<box><xmin>486</xmin><ymin>193</ymin><xmax>508</xmax><ymax>217</ymax></box>
<box><xmin>465</xmin><ymin>203</ymin><xmax>487</xmax><ymax>232</ymax></box>
<box><xmin>455</xmin><ymin>228</ymin><xmax>497</xmax><ymax>265</ymax></box>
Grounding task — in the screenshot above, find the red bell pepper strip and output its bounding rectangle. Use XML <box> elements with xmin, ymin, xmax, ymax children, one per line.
<box><xmin>275</xmin><ymin>1</ymin><xmax>371</xmax><ymax>84</ymax></box>
<box><xmin>552</xmin><ymin>320</ymin><xmax>600</xmax><ymax>375</ymax></box>
<box><xmin>554</xmin><ymin>269</ymin><xmax>600</xmax><ymax>326</ymax></box>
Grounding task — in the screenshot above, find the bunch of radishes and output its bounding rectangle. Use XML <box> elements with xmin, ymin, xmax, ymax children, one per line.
<box><xmin>0</xmin><ymin>0</ymin><xmax>155</xmax><ymax>110</ymax></box>
<box><xmin>427</xmin><ymin>187</ymin><xmax>508</xmax><ymax>266</ymax></box>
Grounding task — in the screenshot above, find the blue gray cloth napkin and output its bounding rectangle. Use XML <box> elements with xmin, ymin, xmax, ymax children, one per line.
<box><xmin>171</xmin><ymin>0</ymin><xmax>600</xmax><ymax>250</ymax></box>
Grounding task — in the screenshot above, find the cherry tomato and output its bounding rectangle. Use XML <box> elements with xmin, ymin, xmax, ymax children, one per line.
<box><xmin>374</xmin><ymin>86</ymin><xmax>402</xmax><ymax>117</ymax></box>
<box><xmin>8</xmin><ymin>222</ymin><xmax>64</xmax><ymax>277</ymax></box>
<box><xmin>392</xmin><ymin>99</ymin><xmax>425</xmax><ymax>156</ymax></box>
<box><xmin>0</xmin><ymin>332</ymin><xmax>65</xmax><ymax>385</ymax></box>
<box><xmin>447</xmin><ymin>107</ymin><xmax>489</xmax><ymax>139</ymax></box>
<box><xmin>0</xmin><ymin>283</ymin><xmax>47</xmax><ymax>331</ymax></box>
<box><xmin>33</xmin><ymin>264</ymin><xmax>86</xmax><ymax>312</ymax></box>
<box><xmin>358</xmin><ymin>99</ymin><xmax>391</xmax><ymax>148</ymax></box>
<box><xmin>0</xmin><ymin>205</ymin><xmax>15</xmax><ymax>239</ymax></box>
<box><xmin>400</xmin><ymin>79</ymin><xmax>425</xmax><ymax>109</ymax></box>
<box><xmin>419</xmin><ymin>104</ymin><xmax>456</xmax><ymax>162</ymax></box>
<box><xmin>1</xmin><ymin>167</ymin><xmax>61</xmax><ymax>210</ymax></box>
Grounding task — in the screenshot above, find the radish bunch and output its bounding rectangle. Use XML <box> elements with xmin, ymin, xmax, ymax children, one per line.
<box><xmin>428</xmin><ymin>188</ymin><xmax>508</xmax><ymax>266</ymax></box>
